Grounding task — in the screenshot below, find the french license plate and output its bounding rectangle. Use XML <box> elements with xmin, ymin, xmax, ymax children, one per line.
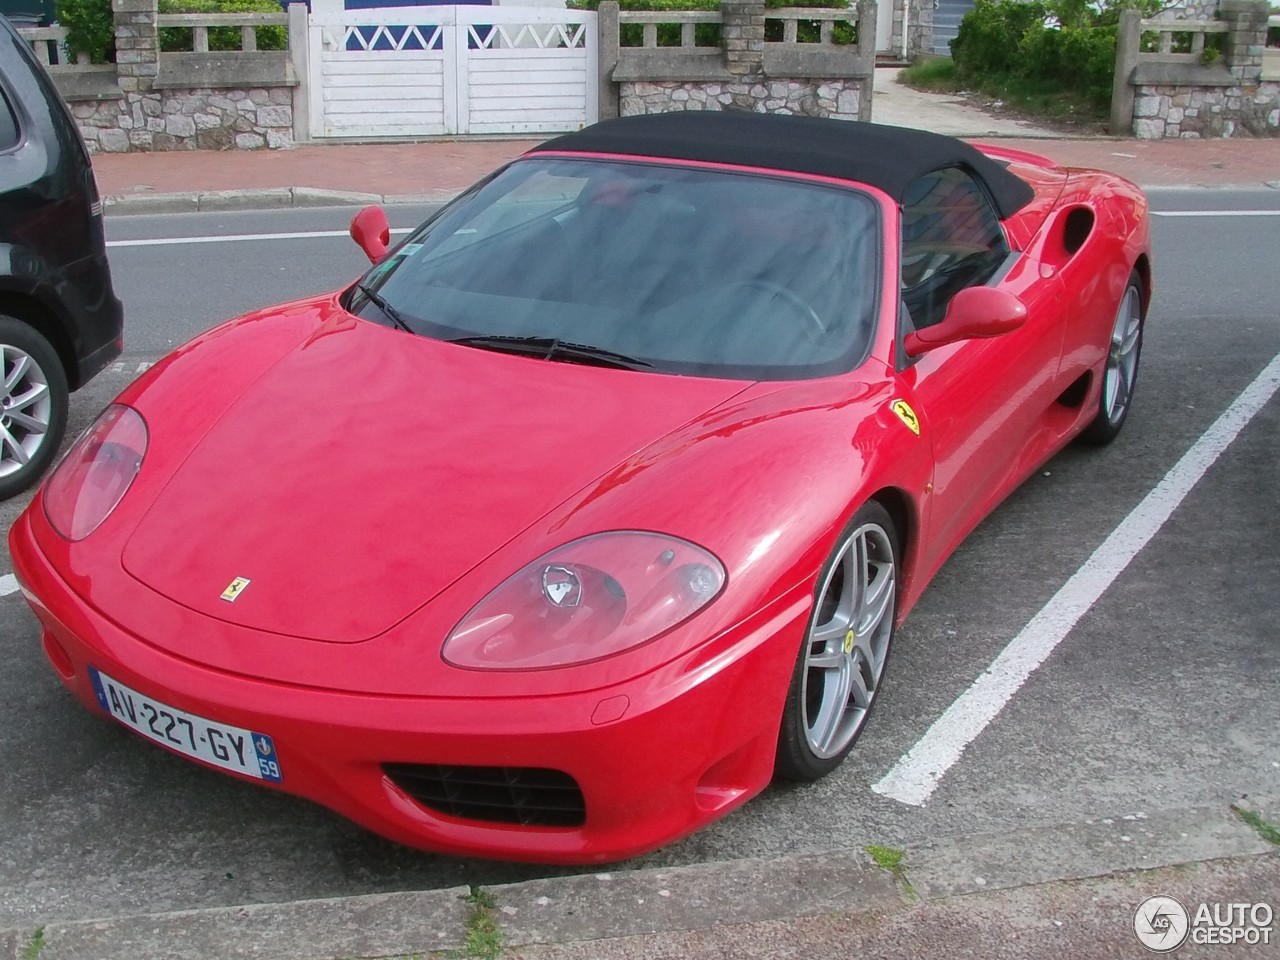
<box><xmin>88</xmin><ymin>667</ymin><xmax>283</xmax><ymax>783</ymax></box>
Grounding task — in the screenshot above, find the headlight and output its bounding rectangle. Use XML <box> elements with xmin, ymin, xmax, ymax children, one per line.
<box><xmin>43</xmin><ymin>404</ymin><xmax>148</xmax><ymax>541</ymax></box>
<box><xmin>443</xmin><ymin>531</ymin><xmax>726</xmax><ymax>670</ymax></box>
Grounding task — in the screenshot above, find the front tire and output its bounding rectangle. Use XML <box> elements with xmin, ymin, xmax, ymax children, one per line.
<box><xmin>1080</xmin><ymin>271</ymin><xmax>1144</xmax><ymax>446</ymax></box>
<box><xmin>775</xmin><ymin>502</ymin><xmax>899</xmax><ymax>781</ymax></box>
<box><xmin>0</xmin><ymin>317</ymin><xmax>68</xmax><ymax>500</ymax></box>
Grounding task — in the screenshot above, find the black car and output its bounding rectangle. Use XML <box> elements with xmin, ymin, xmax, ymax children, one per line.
<box><xmin>0</xmin><ymin>15</ymin><xmax>122</xmax><ymax>498</ymax></box>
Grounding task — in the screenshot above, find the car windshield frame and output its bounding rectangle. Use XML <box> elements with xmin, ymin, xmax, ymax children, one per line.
<box><xmin>347</xmin><ymin>156</ymin><xmax>883</xmax><ymax>382</ymax></box>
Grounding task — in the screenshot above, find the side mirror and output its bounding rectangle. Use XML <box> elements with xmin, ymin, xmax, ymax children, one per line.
<box><xmin>902</xmin><ymin>286</ymin><xmax>1028</xmax><ymax>357</ymax></box>
<box><xmin>350</xmin><ymin>205</ymin><xmax>390</xmax><ymax>263</ymax></box>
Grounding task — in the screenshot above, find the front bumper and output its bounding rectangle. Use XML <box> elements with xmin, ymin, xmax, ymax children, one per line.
<box><xmin>10</xmin><ymin>511</ymin><xmax>807</xmax><ymax>864</ymax></box>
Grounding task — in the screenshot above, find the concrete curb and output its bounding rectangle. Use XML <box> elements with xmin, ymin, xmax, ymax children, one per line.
<box><xmin>100</xmin><ymin>179</ymin><xmax>1280</xmax><ymax>216</ymax></box>
<box><xmin>102</xmin><ymin>187</ymin><xmax>460</xmax><ymax>216</ymax></box>
<box><xmin>5</xmin><ymin>797</ymin><xmax>1275</xmax><ymax>960</ymax></box>
<box><xmin>491</xmin><ymin>850</ymin><xmax>901</xmax><ymax>949</ymax></box>
<box><xmin>34</xmin><ymin>886</ymin><xmax>474</xmax><ymax>960</ymax></box>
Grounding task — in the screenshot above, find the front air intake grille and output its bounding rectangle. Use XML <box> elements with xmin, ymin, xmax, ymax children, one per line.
<box><xmin>384</xmin><ymin>763</ymin><xmax>586</xmax><ymax>827</ymax></box>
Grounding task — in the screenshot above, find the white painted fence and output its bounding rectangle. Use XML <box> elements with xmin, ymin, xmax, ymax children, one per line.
<box><xmin>308</xmin><ymin>5</ymin><xmax>598</xmax><ymax>139</ymax></box>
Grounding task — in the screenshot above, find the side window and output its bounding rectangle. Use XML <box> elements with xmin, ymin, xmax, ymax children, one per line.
<box><xmin>0</xmin><ymin>86</ymin><xmax>20</xmax><ymax>152</ymax></box>
<box><xmin>900</xmin><ymin>167</ymin><xmax>1009</xmax><ymax>329</ymax></box>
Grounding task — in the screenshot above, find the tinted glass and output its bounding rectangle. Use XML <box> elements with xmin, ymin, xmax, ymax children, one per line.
<box><xmin>352</xmin><ymin>157</ymin><xmax>881</xmax><ymax>381</ymax></box>
<box><xmin>900</xmin><ymin>166</ymin><xmax>1009</xmax><ymax>329</ymax></box>
<box><xmin>0</xmin><ymin>85</ymin><xmax>20</xmax><ymax>152</ymax></box>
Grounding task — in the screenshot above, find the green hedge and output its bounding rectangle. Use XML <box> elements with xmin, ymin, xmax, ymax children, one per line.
<box><xmin>567</xmin><ymin>0</ymin><xmax>719</xmax><ymax>47</ymax></box>
<box><xmin>54</xmin><ymin>0</ymin><xmax>286</xmax><ymax>62</ymax></box>
<box><xmin>158</xmin><ymin>0</ymin><xmax>287</xmax><ymax>53</ymax></box>
<box><xmin>949</xmin><ymin>0</ymin><xmax>1160</xmax><ymax>110</ymax></box>
<box><xmin>56</xmin><ymin>0</ymin><xmax>114</xmax><ymax>63</ymax></box>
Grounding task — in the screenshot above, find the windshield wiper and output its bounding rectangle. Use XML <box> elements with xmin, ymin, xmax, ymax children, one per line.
<box><xmin>448</xmin><ymin>335</ymin><xmax>651</xmax><ymax>371</ymax></box>
<box><xmin>355</xmin><ymin>283</ymin><xmax>413</xmax><ymax>334</ymax></box>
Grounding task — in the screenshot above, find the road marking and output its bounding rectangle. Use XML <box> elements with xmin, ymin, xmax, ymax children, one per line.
<box><xmin>1154</xmin><ymin>210</ymin><xmax>1280</xmax><ymax>217</ymax></box>
<box><xmin>0</xmin><ymin>574</ymin><xmax>18</xmax><ymax>597</ymax></box>
<box><xmin>109</xmin><ymin>361</ymin><xmax>156</xmax><ymax>375</ymax></box>
<box><xmin>107</xmin><ymin>227</ymin><xmax>414</xmax><ymax>248</ymax></box>
<box><xmin>873</xmin><ymin>350</ymin><xmax>1280</xmax><ymax>807</ymax></box>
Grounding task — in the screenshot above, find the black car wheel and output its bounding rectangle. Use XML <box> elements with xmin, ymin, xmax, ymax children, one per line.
<box><xmin>0</xmin><ymin>316</ymin><xmax>68</xmax><ymax>499</ymax></box>
<box><xmin>775</xmin><ymin>501</ymin><xmax>899</xmax><ymax>781</ymax></box>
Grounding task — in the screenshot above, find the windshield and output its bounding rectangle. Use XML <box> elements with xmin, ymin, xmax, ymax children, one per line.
<box><xmin>349</xmin><ymin>157</ymin><xmax>881</xmax><ymax>380</ymax></box>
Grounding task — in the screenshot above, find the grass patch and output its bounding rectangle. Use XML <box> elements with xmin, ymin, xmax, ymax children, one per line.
<box><xmin>21</xmin><ymin>928</ymin><xmax>45</xmax><ymax>960</ymax></box>
<box><xmin>897</xmin><ymin>56</ymin><xmax>1108</xmax><ymax>131</ymax></box>
<box><xmin>900</xmin><ymin>56</ymin><xmax>958</xmax><ymax>90</ymax></box>
<box><xmin>865</xmin><ymin>843</ymin><xmax>917</xmax><ymax>901</ymax></box>
<box><xmin>1234</xmin><ymin>806</ymin><xmax>1280</xmax><ymax>847</ymax></box>
<box><xmin>865</xmin><ymin>843</ymin><xmax>905</xmax><ymax>871</ymax></box>
<box><xmin>972</xmin><ymin>74</ymin><xmax>1108</xmax><ymax>126</ymax></box>
<box><xmin>448</xmin><ymin>886</ymin><xmax>503</xmax><ymax>960</ymax></box>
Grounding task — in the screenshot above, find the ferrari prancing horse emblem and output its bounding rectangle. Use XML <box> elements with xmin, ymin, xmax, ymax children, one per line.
<box><xmin>890</xmin><ymin>399</ymin><xmax>920</xmax><ymax>435</ymax></box>
<box><xmin>220</xmin><ymin>577</ymin><xmax>251</xmax><ymax>602</ymax></box>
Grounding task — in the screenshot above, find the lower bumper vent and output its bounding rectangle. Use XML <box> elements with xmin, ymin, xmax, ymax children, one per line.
<box><xmin>384</xmin><ymin>763</ymin><xmax>586</xmax><ymax>827</ymax></box>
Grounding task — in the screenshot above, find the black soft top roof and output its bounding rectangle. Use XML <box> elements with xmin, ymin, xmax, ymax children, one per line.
<box><xmin>530</xmin><ymin>112</ymin><xmax>1034</xmax><ymax>219</ymax></box>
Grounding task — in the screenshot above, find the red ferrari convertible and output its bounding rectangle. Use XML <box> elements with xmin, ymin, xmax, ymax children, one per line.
<box><xmin>10</xmin><ymin>114</ymin><xmax>1151</xmax><ymax>864</ymax></box>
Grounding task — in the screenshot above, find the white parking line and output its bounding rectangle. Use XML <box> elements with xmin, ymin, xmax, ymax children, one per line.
<box><xmin>108</xmin><ymin>361</ymin><xmax>156</xmax><ymax>376</ymax></box>
<box><xmin>100</xmin><ymin>215</ymin><xmax>1269</xmax><ymax>247</ymax></box>
<box><xmin>0</xmin><ymin>574</ymin><xmax>18</xmax><ymax>597</ymax></box>
<box><xmin>873</xmin><ymin>350</ymin><xmax>1280</xmax><ymax>807</ymax></box>
<box><xmin>1153</xmin><ymin>210</ymin><xmax>1280</xmax><ymax>217</ymax></box>
<box><xmin>107</xmin><ymin>227</ymin><xmax>414</xmax><ymax>248</ymax></box>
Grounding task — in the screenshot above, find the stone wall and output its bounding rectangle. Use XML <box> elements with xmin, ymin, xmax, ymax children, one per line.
<box><xmin>620</xmin><ymin>78</ymin><xmax>862</xmax><ymax>120</ymax></box>
<box><xmin>1133</xmin><ymin>81</ymin><xmax>1280</xmax><ymax>138</ymax></box>
<box><xmin>1156</xmin><ymin>1</ymin><xmax>1221</xmax><ymax>19</ymax></box>
<box><xmin>893</xmin><ymin>0</ymin><xmax>933</xmax><ymax>60</ymax></box>
<box><xmin>601</xmin><ymin>1</ymin><xmax>875</xmax><ymax>123</ymax></box>
<box><xmin>1113</xmin><ymin>1</ymin><xmax>1278</xmax><ymax>138</ymax></box>
<box><xmin>50</xmin><ymin>0</ymin><xmax>301</xmax><ymax>153</ymax></box>
<box><xmin>74</xmin><ymin>86</ymin><xmax>294</xmax><ymax>153</ymax></box>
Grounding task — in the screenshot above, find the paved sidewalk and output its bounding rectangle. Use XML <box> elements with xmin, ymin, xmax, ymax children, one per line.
<box><xmin>3</xmin><ymin>797</ymin><xmax>1276</xmax><ymax>959</ymax></box>
<box><xmin>88</xmin><ymin>70</ymin><xmax>1280</xmax><ymax>215</ymax></box>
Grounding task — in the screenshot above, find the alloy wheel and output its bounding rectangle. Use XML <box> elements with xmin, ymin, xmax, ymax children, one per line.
<box><xmin>1102</xmin><ymin>283</ymin><xmax>1142</xmax><ymax>426</ymax></box>
<box><xmin>0</xmin><ymin>343</ymin><xmax>53</xmax><ymax>479</ymax></box>
<box><xmin>800</xmin><ymin>520</ymin><xmax>896</xmax><ymax>759</ymax></box>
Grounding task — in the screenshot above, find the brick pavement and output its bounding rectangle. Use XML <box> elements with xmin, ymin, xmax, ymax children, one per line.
<box><xmin>88</xmin><ymin>128</ymin><xmax>1280</xmax><ymax>209</ymax></box>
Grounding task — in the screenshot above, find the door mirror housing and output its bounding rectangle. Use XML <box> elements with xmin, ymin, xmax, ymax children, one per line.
<box><xmin>350</xmin><ymin>205</ymin><xmax>390</xmax><ymax>263</ymax></box>
<box><xmin>902</xmin><ymin>286</ymin><xmax>1028</xmax><ymax>357</ymax></box>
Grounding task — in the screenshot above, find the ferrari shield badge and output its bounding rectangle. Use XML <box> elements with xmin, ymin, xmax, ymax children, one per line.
<box><xmin>890</xmin><ymin>399</ymin><xmax>920</xmax><ymax>435</ymax></box>
<box><xmin>220</xmin><ymin>577</ymin><xmax>251</xmax><ymax>602</ymax></box>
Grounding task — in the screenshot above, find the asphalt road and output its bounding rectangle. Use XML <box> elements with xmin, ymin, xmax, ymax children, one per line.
<box><xmin>1</xmin><ymin>189</ymin><xmax>1278</xmax><ymax>927</ymax></box>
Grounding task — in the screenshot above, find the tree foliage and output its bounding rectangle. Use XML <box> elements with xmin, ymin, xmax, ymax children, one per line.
<box><xmin>56</xmin><ymin>0</ymin><xmax>114</xmax><ymax>64</ymax></box>
<box><xmin>55</xmin><ymin>0</ymin><xmax>286</xmax><ymax>64</ymax></box>
<box><xmin>157</xmin><ymin>0</ymin><xmax>288</xmax><ymax>53</ymax></box>
<box><xmin>949</xmin><ymin>0</ymin><xmax>1163</xmax><ymax>109</ymax></box>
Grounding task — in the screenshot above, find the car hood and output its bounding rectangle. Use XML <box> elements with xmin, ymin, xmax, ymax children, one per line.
<box><xmin>120</xmin><ymin>316</ymin><xmax>748</xmax><ymax>644</ymax></box>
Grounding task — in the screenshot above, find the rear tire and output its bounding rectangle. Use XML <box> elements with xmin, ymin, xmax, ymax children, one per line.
<box><xmin>775</xmin><ymin>502</ymin><xmax>899</xmax><ymax>781</ymax></box>
<box><xmin>0</xmin><ymin>316</ymin><xmax>68</xmax><ymax>500</ymax></box>
<box><xmin>1080</xmin><ymin>271</ymin><xmax>1144</xmax><ymax>446</ymax></box>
